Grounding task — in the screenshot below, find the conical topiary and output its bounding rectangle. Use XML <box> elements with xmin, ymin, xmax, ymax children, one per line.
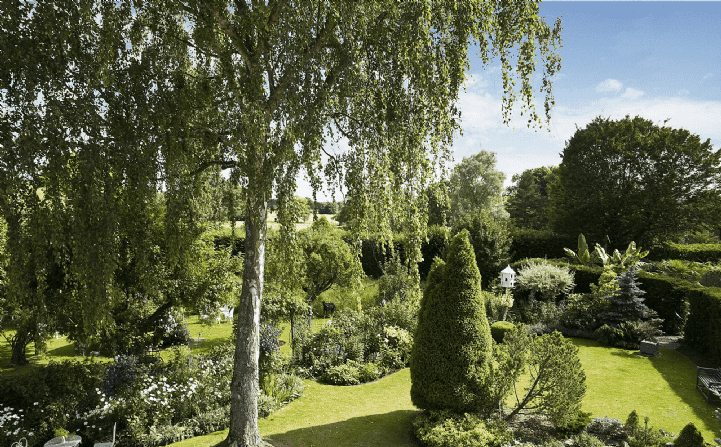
<box><xmin>410</xmin><ymin>229</ymin><xmax>494</xmax><ymax>413</ymax></box>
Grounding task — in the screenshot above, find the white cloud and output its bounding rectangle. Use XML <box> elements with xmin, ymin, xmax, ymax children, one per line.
<box><xmin>678</xmin><ymin>89</ymin><xmax>690</xmax><ymax>96</ymax></box>
<box><xmin>595</xmin><ymin>79</ymin><xmax>623</xmax><ymax>93</ymax></box>
<box><xmin>621</xmin><ymin>87</ymin><xmax>645</xmax><ymax>100</ymax></box>
<box><xmin>703</xmin><ymin>73</ymin><xmax>713</xmax><ymax>80</ymax></box>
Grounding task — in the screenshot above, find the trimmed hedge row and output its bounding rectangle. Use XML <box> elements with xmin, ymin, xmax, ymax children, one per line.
<box><xmin>647</xmin><ymin>242</ymin><xmax>721</xmax><ymax>263</ymax></box>
<box><xmin>684</xmin><ymin>286</ymin><xmax>721</xmax><ymax>365</ymax></box>
<box><xmin>636</xmin><ymin>272</ymin><xmax>689</xmax><ymax>335</ymax></box>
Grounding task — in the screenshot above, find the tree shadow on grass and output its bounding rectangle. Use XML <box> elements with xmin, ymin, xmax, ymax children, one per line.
<box><xmin>647</xmin><ymin>348</ymin><xmax>720</xmax><ymax>437</ymax></box>
<box><xmin>261</xmin><ymin>410</ymin><xmax>422</xmax><ymax>447</ymax></box>
<box><xmin>606</xmin><ymin>345</ymin><xmax>719</xmax><ymax>438</ymax></box>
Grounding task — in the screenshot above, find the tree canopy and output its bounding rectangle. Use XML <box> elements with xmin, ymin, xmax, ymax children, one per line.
<box><xmin>550</xmin><ymin>115</ymin><xmax>721</xmax><ymax>248</ymax></box>
<box><xmin>505</xmin><ymin>166</ymin><xmax>557</xmax><ymax>230</ymax></box>
<box><xmin>449</xmin><ymin>150</ymin><xmax>507</xmax><ymax>223</ymax></box>
<box><xmin>2</xmin><ymin>1</ymin><xmax>562</xmax><ymax>445</ymax></box>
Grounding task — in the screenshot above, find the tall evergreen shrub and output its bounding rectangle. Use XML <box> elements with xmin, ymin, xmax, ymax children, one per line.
<box><xmin>410</xmin><ymin>230</ymin><xmax>494</xmax><ymax>413</ymax></box>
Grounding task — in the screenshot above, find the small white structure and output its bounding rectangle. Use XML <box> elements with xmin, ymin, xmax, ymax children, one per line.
<box><xmin>500</xmin><ymin>265</ymin><xmax>516</xmax><ymax>288</ymax></box>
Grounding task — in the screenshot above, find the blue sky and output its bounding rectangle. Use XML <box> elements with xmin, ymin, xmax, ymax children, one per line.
<box><xmin>301</xmin><ymin>1</ymin><xmax>721</xmax><ymax>200</ymax></box>
<box><xmin>456</xmin><ymin>1</ymin><xmax>721</xmax><ymax>188</ymax></box>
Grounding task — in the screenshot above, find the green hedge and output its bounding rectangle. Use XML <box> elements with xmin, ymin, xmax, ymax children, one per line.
<box><xmin>684</xmin><ymin>286</ymin><xmax>721</xmax><ymax>365</ymax></box>
<box><xmin>636</xmin><ymin>272</ymin><xmax>690</xmax><ymax>335</ymax></box>
<box><xmin>509</xmin><ymin>229</ymin><xmax>575</xmax><ymax>261</ymax></box>
<box><xmin>648</xmin><ymin>242</ymin><xmax>721</xmax><ymax>263</ymax></box>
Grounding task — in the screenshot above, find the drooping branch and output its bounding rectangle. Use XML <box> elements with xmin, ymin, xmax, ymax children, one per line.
<box><xmin>267</xmin><ymin>13</ymin><xmax>337</xmax><ymax>115</ymax></box>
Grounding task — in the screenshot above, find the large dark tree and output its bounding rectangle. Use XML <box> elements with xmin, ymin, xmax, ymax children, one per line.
<box><xmin>505</xmin><ymin>166</ymin><xmax>557</xmax><ymax>230</ymax></box>
<box><xmin>2</xmin><ymin>1</ymin><xmax>562</xmax><ymax>445</ymax></box>
<box><xmin>550</xmin><ymin>115</ymin><xmax>721</xmax><ymax>247</ymax></box>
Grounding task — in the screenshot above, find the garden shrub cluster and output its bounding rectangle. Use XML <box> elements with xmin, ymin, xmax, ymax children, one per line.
<box><xmin>412</xmin><ymin>409</ymin><xmax>701</xmax><ymax>447</ymax></box>
<box><xmin>292</xmin><ymin>299</ymin><xmax>417</xmax><ymax>384</ymax></box>
<box><xmin>0</xmin><ymin>345</ymin><xmax>303</xmax><ymax>447</ymax></box>
<box><xmin>413</xmin><ymin>410</ymin><xmax>513</xmax><ymax>447</ymax></box>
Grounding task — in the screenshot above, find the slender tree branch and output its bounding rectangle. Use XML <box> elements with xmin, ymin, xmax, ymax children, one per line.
<box><xmin>206</xmin><ymin>3</ymin><xmax>253</xmax><ymax>69</ymax></box>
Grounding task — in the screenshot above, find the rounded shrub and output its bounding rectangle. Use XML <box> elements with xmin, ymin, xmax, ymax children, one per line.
<box><xmin>674</xmin><ymin>422</ymin><xmax>704</xmax><ymax>447</ymax></box>
<box><xmin>490</xmin><ymin>321</ymin><xmax>515</xmax><ymax>343</ymax></box>
<box><xmin>410</xmin><ymin>230</ymin><xmax>494</xmax><ymax>414</ymax></box>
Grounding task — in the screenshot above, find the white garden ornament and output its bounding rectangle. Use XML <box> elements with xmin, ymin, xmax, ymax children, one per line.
<box><xmin>500</xmin><ymin>265</ymin><xmax>516</xmax><ymax>288</ymax></box>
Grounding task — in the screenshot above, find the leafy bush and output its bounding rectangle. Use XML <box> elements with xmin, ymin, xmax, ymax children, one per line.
<box><xmin>516</xmin><ymin>261</ymin><xmax>575</xmax><ymax>302</ymax></box>
<box><xmin>490</xmin><ymin>321</ymin><xmax>515</xmax><ymax>343</ymax></box>
<box><xmin>484</xmin><ymin>290</ymin><xmax>514</xmax><ymax>322</ymax></box>
<box><xmin>674</xmin><ymin>423</ymin><xmax>704</xmax><ymax>447</ymax></box>
<box><xmin>357</xmin><ymin>362</ymin><xmax>383</xmax><ymax>382</ymax></box>
<box><xmin>152</xmin><ymin>308</ymin><xmax>191</xmax><ymax>348</ymax></box>
<box><xmin>292</xmin><ymin>306</ymin><xmax>415</xmax><ymax>382</ymax></box>
<box><xmin>413</xmin><ymin>410</ymin><xmax>512</xmax><ymax>447</ymax></box>
<box><xmin>574</xmin><ymin>432</ymin><xmax>605</xmax><ymax>447</ymax></box>
<box><xmin>555</xmin><ymin>410</ymin><xmax>592</xmax><ymax>438</ymax></box>
<box><xmin>261</xmin><ymin>373</ymin><xmax>304</xmax><ymax>406</ymax></box>
<box><xmin>559</xmin><ymin>293</ymin><xmax>606</xmax><ymax>333</ymax></box>
<box><xmin>322</xmin><ymin>361</ymin><xmax>361</xmax><ymax>385</ymax></box>
<box><xmin>411</xmin><ymin>230</ymin><xmax>494</xmax><ymax>414</ymax></box>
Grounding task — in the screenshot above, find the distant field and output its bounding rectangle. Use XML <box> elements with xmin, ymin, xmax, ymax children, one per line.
<box><xmin>214</xmin><ymin>213</ymin><xmax>339</xmax><ymax>233</ymax></box>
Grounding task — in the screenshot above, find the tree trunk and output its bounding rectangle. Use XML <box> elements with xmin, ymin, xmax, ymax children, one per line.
<box><xmin>226</xmin><ymin>194</ymin><xmax>267</xmax><ymax>447</ymax></box>
<box><xmin>10</xmin><ymin>331</ymin><xmax>30</xmax><ymax>366</ymax></box>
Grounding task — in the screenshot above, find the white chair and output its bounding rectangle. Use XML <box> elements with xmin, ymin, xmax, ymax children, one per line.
<box><xmin>94</xmin><ymin>422</ymin><xmax>116</xmax><ymax>447</ymax></box>
<box><xmin>220</xmin><ymin>305</ymin><xmax>235</xmax><ymax>322</ymax></box>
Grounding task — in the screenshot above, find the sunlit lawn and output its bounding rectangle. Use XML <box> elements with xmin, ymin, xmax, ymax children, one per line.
<box><xmin>167</xmin><ymin>339</ymin><xmax>720</xmax><ymax>447</ymax></box>
<box><xmin>3</xmin><ymin>321</ymin><xmax>720</xmax><ymax>444</ymax></box>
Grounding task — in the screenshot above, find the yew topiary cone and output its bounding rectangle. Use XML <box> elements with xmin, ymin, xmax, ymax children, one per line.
<box><xmin>410</xmin><ymin>229</ymin><xmax>494</xmax><ymax>413</ymax></box>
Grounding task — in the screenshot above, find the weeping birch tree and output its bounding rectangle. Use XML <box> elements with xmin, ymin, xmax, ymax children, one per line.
<box><xmin>2</xmin><ymin>1</ymin><xmax>561</xmax><ymax>446</ymax></box>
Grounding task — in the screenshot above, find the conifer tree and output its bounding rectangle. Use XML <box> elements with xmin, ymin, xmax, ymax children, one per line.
<box><xmin>410</xmin><ymin>230</ymin><xmax>494</xmax><ymax>413</ymax></box>
<box><xmin>599</xmin><ymin>266</ymin><xmax>654</xmax><ymax>326</ymax></box>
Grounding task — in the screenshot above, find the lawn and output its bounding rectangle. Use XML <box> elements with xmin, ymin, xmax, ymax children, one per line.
<box><xmin>3</xmin><ymin>322</ymin><xmax>719</xmax><ymax>445</ymax></box>
<box><xmin>165</xmin><ymin>339</ymin><xmax>720</xmax><ymax>447</ymax></box>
